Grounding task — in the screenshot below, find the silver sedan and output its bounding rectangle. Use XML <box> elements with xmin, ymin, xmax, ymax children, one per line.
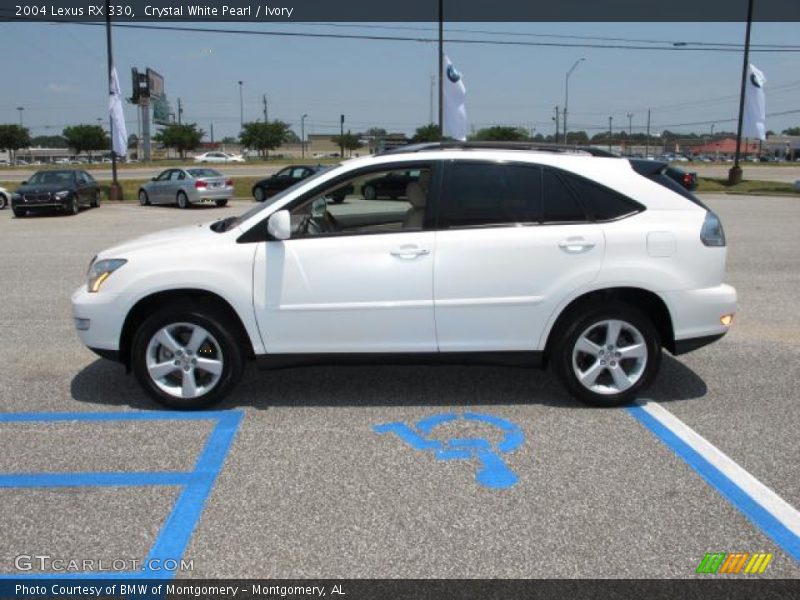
<box><xmin>138</xmin><ymin>168</ymin><xmax>234</xmax><ymax>209</ymax></box>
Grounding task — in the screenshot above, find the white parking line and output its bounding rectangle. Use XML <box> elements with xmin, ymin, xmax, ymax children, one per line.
<box><xmin>629</xmin><ymin>400</ymin><xmax>800</xmax><ymax>561</ymax></box>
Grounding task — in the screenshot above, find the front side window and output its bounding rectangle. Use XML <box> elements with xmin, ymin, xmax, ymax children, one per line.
<box><xmin>288</xmin><ymin>164</ymin><xmax>434</xmax><ymax>238</ymax></box>
<box><xmin>155</xmin><ymin>170</ymin><xmax>172</xmax><ymax>181</ymax></box>
<box><xmin>440</xmin><ymin>162</ymin><xmax>542</xmax><ymax>228</ymax></box>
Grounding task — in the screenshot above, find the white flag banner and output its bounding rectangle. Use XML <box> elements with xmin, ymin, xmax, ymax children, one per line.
<box><xmin>742</xmin><ymin>63</ymin><xmax>766</xmax><ymax>141</ymax></box>
<box><xmin>108</xmin><ymin>65</ymin><xmax>128</xmax><ymax>157</ymax></box>
<box><xmin>443</xmin><ymin>55</ymin><xmax>467</xmax><ymax>141</ymax></box>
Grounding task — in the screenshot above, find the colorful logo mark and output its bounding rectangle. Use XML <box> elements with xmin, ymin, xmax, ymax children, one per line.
<box><xmin>696</xmin><ymin>552</ymin><xmax>773</xmax><ymax>575</ymax></box>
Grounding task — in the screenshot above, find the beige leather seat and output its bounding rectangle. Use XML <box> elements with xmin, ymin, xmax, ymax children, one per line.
<box><xmin>403</xmin><ymin>181</ymin><xmax>427</xmax><ymax>229</ymax></box>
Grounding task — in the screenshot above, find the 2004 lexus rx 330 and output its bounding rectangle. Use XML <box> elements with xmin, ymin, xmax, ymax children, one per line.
<box><xmin>72</xmin><ymin>142</ymin><xmax>736</xmax><ymax>409</ymax></box>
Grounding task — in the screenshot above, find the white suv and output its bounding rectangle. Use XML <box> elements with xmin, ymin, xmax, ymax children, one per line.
<box><xmin>72</xmin><ymin>143</ymin><xmax>736</xmax><ymax>409</ymax></box>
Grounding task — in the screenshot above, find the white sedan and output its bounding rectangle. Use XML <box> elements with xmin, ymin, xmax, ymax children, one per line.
<box><xmin>193</xmin><ymin>151</ymin><xmax>245</xmax><ymax>164</ymax></box>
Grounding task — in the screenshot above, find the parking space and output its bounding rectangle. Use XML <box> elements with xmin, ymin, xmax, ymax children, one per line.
<box><xmin>0</xmin><ymin>195</ymin><xmax>798</xmax><ymax>579</ymax></box>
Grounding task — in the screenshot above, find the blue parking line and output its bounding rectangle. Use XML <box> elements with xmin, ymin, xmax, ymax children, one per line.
<box><xmin>0</xmin><ymin>410</ymin><xmax>244</xmax><ymax>581</ymax></box>
<box><xmin>0</xmin><ymin>472</ymin><xmax>196</xmax><ymax>489</ymax></box>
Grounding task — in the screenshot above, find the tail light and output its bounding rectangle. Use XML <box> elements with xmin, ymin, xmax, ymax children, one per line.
<box><xmin>195</xmin><ymin>180</ymin><xmax>207</xmax><ymax>189</ymax></box>
<box><xmin>226</xmin><ymin>179</ymin><xmax>234</xmax><ymax>187</ymax></box>
<box><xmin>700</xmin><ymin>211</ymin><xmax>726</xmax><ymax>247</ymax></box>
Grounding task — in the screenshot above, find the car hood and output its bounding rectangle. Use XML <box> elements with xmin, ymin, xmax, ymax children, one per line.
<box><xmin>16</xmin><ymin>183</ymin><xmax>75</xmax><ymax>194</ymax></box>
<box><xmin>97</xmin><ymin>222</ymin><xmax>217</xmax><ymax>259</ymax></box>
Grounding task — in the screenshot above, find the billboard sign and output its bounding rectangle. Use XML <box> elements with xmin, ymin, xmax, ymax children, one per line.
<box><xmin>146</xmin><ymin>68</ymin><xmax>164</xmax><ymax>99</ymax></box>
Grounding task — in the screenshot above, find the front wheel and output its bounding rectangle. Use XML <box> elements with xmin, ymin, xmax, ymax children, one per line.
<box><xmin>253</xmin><ymin>187</ymin><xmax>265</xmax><ymax>202</ymax></box>
<box><xmin>363</xmin><ymin>185</ymin><xmax>377</xmax><ymax>200</ymax></box>
<box><xmin>139</xmin><ymin>190</ymin><xmax>150</xmax><ymax>206</ymax></box>
<box><xmin>68</xmin><ymin>197</ymin><xmax>79</xmax><ymax>216</ymax></box>
<box><xmin>90</xmin><ymin>192</ymin><xmax>100</xmax><ymax>208</ymax></box>
<box><xmin>131</xmin><ymin>306</ymin><xmax>244</xmax><ymax>410</ymax></box>
<box><xmin>552</xmin><ymin>303</ymin><xmax>661</xmax><ymax>407</ymax></box>
<box><xmin>12</xmin><ymin>207</ymin><xmax>25</xmax><ymax>218</ymax></box>
<box><xmin>0</xmin><ymin>194</ymin><xmax>7</xmax><ymax>210</ymax></box>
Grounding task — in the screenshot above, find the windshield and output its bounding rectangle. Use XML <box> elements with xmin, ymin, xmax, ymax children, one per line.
<box><xmin>26</xmin><ymin>170</ymin><xmax>75</xmax><ymax>185</ymax></box>
<box><xmin>187</xmin><ymin>168</ymin><xmax>222</xmax><ymax>178</ymax></box>
<box><xmin>216</xmin><ymin>165</ymin><xmax>338</xmax><ymax>232</ymax></box>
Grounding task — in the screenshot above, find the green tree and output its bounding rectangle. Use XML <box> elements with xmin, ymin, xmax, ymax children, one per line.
<box><xmin>63</xmin><ymin>125</ymin><xmax>108</xmax><ymax>156</ymax></box>
<box><xmin>471</xmin><ymin>126</ymin><xmax>528</xmax><ymax>142</ymax></box>
<box><xmin>221</xmin><ymin>136</ymin><xmax>238</xmax><ymax>144</ymax></box>
<box><xmin>781</xmin><ymin>127</ymin><xmax>800</xmax><ymax>136</ymax></box>
<box><xmin>412</xmin><ymin>123</ymin><xmax>442</xmax><ymax>143</ymax></box>
<box><xmin>330</xmin><ymin>132</ymin><xmax>363</xmax><ymax>157</ymax></box>
<box><xmin>153</xmin><ymin>123</ymin><xmax>204</xmax><ymax>158</ymax></box>
<box><xmin>239</xmin><ymin>121</ymin><xmax>291</xmax><ymax>158</ymax></box>
<box><xmin>365</xmin><ymin>127</ymin><xmax>388</xmax><ymax>138</ymax></box>
<box><xmin>31</xmin><ymin>134</ymin><xmax>67</xmax><ymax>148</ymax></box>
<box><xmin>0</xmin><ymin>124</ymin><xmax>32</xmax><ymax>162</ymax></box>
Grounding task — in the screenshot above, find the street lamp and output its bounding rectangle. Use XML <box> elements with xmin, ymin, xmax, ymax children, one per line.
<box><xmin>563</xmin><ymin>58</ymin><xmax>586</xmax><ymax>144</ymax></box>
<box><xmin>608</xmin><ymin>116</ymin><xmax>613</xmax><ymax>152</ymax></box>
<box><xmin>16</xmin><ymin>106</ymin><xmax>24</xmax><ymax>126</ymax></box>
<box><xmin>237</xmin><ymin>80</ymin><xmax>244</xmax><ymax>131</ymax></box>
<box><xmin>301</xmin><ymin>114</ymin><xmax>308</xmax><ymax>159</ymax></box>
<box><xmin>627</xmin><ymin>112</ymin><xmax>633</xmax><ymax>155</ymax></box>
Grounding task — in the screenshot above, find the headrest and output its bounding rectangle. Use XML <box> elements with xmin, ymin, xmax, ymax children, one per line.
<box><xmin>406</xmin><ymin>181</ymin><xmax>427</xmax><ymax>208</ymax></box>
<box><xmin>418</xmin><ymin>170</ymin><xmax>431</xmax><ymax>191</ymax></box>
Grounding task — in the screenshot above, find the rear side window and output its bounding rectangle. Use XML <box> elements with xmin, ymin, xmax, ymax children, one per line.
<box><xmin>541</xmin><ymin>169</ymin><xmax>587</xmax><ymax>223</ymax></box>
<box><xmin>440</xmin><ymin>162</ymin><xmax>542</xmax><ymax>227</ymax></box>
<box><xmin>561</xmin><ymin>171</ymin><xmax>643</xmax><ymax>221</ymax></box>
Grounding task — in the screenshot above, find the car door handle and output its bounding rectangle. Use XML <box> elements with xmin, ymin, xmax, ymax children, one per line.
<box><xmin>558</xmin><ymin>237</ymin><xmax>595</xmax><ymax>253</ymax></box>
<box><xmin>390</xmin><ymin>245</ymin><xmax>431</xmax><ymax>258</ymax></box>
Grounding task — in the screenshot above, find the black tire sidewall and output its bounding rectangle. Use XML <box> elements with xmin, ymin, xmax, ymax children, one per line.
<box><xmin>139</xmin><ymin>191</ymin><xmax>149</xmax><ymax>206</ymax></box>
<box><xmin>253</xmin><ymin>187</ymin><xmax>264</xmax><ymax>202</ymax></box>
<box><xmin>552</xmin><ymin>303</ymin><xmax>661</xmax><ymax>407</ymax></box>
<box><xmin>0</xmin><ymin>194</ymin><xmax>7</xmax><ymax>209</ymax></box>
<box><xmin>215</xmin><ymin>199</ymin><xmax>228</xmax><ymax>207</ymax></box>
<box><xmin>131</xmin><ymin>307</ymin><xmax>244</xmax><ymax>410</ymax></box>
<box><xmin>177</xmin><ymin>192</ymin><xmax>188</xmax><ymax>209</ymax></box>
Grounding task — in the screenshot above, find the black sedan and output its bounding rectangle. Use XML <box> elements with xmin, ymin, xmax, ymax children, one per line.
<box><xmin>362</xmin><ymin>169</ymin><xmax>422</xmax><ymax>200</ymax></box>
<box><xmin>11</xmin><ymin>169</ymin><xmax>100</xmax><ymax>217</ymax></box>
<box><xmin>252</xmin><ymin>165</ymin><xmax>322</xmax><ymax>202</ymax></box>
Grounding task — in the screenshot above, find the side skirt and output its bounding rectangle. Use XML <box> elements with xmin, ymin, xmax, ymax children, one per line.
<box><xmin>255</xmin><ymin>351</ymin><xmax>545</xmax><ymax>370</ymax></box>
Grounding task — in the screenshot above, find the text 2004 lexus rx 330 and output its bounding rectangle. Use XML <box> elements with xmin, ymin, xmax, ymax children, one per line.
<box><xmin>72</xmin><ymin>143</ymin><xmax>736</xmax><ymax>409</ymax></box>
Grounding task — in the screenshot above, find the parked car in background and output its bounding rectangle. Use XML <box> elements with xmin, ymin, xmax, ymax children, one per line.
<box><xmin>0</xmin><ymin>186</ymin><xmax>9</xmax><ymax>209</ymax></box>
<box><xmin>138</xmin><ymin>167</ymin><xmax>233</xmax><ymax>208</ymax></box>
<box><xmin>361</xmin><ymin>168</ymin><xmax>423</xmax><ymax>200</ymax></box>
<box><xmin>194</xmin><ymin>152</ymin><xmax>245</xmax><ymax>164</ymax></box>
<box><xmin>664</xmin><ymin>165</ymin><xmax>698</xmax><ymax>191</ymax></box>
<box><xmin>11</xmin><ymin>169</ymin><xmax>100</xmax><ymax>217</ymax></box>
<box><xmin>252</xmin><ymin>164</ymin><xmax>351</xmax><ymax>203</ymax></box>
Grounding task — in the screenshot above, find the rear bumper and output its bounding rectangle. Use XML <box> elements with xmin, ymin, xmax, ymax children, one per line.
<box><xmin>188</xmin><ymin>186</ymin><xmax>233</xmax><ymax>203</ymax></box>
<box><xmin>660</xmin><ymin>283</ymin><xmax>737</xmax><ymax>351</ymax></box>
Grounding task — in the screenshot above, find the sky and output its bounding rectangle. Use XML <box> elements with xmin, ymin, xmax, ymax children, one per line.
<box><xmin>0</xmin><ymin>21</ymin><xmax>798</xmax><ymax>141</ymax></box>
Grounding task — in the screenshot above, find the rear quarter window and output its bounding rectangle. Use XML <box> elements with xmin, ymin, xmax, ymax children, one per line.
<box><xmin>560</xmin><ymin>171</ymin><xmax>644</xmax><ymax>221</ymax></box>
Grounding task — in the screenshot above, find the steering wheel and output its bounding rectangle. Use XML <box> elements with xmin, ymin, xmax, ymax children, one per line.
<box><xmin>299</xmin><ymin>209</ymin><xmax>340</xmax><ymax>236</ymax></box>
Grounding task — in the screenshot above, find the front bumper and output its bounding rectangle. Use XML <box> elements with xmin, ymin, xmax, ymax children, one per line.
<box><xmin>71</xmin><ymin>284</ymin><xmax>127</xmax><ymax>352</ymax></box>
<box><xmin>12</xmin><ymin>198</ymin><xmax>71</xmax><ymax>210</ymax></box>
<box><xmin>660</xmin><ymin>283</ymin><xmax>737</xmax><ymax>352</ymax></box>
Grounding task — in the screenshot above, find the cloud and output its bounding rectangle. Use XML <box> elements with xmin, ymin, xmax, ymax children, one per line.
<box><xmin>46</xmin><ymin>83</ymin><xmax>79</xmax><ymax>94</ymax></box>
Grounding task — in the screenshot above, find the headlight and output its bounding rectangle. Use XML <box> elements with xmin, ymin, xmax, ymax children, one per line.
<box><xmin>87</xmin><ymin>258</ymin><xmax>127</xmax><ymax>293</ymax></box>
<box><xmin>54</xmin><ymin>190</ymin><xmax>72</xmax><ymax>199</ymax></box>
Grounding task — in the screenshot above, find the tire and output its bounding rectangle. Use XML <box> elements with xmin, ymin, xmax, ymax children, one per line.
<box><xmin>90</xmin><ymin>191</ymin><xmax>100</xmax><ymax>208</ymax></box>
<box><xmin>363</xmin><ymin>185</ymin><xmax>377</xmax><ymax>200</ymax></box>
<box><xmin>177</xmin><ymin>191</ymin><xmax>189</xmax><ymax>209</ymax></box>
<box><xmin>68</xmin><ymin>197</ymin><xmax>79</xmax><ymax>216</ymax></box>
<box><xmin>215</xmin><ymin>199</ymin><xmax>228</xmax><ymax>207</ymax></box>
<box><xmin>139</xmin><ymin>190</ymin><xmax>150</xmax><ymax>206</ymax></box>
<box><xmin>12</xmin><ymin>207</ymin><xmax>25</xmax><ymax>218</ymax></box>
<box><xmin>0</xmin><ymin>194</ymin><xmax>7</xmax><ymax>210</ymax></box>
<box><xmin>131</xmin><ymin>305</ymin><xmax>244</xmax><ymax>410</ymax></box>
<box><xmin>253</xmin><ymin>187</ymin><xmax>265</xmax><ymax>202</ymax></box>
<box><xmin>331</xmin><ymin>195</ymin><xmax>345</xmax><ymax>204</ymax></box>
<box><xmin>551</xmin><ymin>302</ymin><xmax>661</xmax><ymax>407</ymax></box>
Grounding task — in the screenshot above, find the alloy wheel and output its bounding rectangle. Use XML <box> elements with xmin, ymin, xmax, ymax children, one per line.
<box><xmin>571</xmin><ymin>319</ymin><xmax>648</xmax><ymax>395</ymax></box>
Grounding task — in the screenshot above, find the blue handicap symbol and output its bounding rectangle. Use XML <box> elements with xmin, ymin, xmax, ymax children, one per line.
<box><xmin>373</xmin><ymin>412</ymin><xmax>524</xmax><ymax>489</ymax></box>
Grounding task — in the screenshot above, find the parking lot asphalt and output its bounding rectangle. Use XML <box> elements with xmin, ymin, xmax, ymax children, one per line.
<box><xmin>0</xmin><ymin>194</ymin><xmax>798</xmax><ymax>579</ymax></box>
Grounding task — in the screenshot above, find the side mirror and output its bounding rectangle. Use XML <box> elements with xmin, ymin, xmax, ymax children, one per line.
<box><xmin>267</xmin><ymin>210</ymin><xmax>291</xmax><ymax>241</ymax></box>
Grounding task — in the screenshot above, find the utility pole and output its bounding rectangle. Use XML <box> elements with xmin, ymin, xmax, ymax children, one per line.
<box><xmin>553</xmin><ymin>106</ymin><xmax>560</xmax><ymax>142</ymax></box>
<box><xmin>16</xmin><ymin>106</ymin><xmax>24</xmax><ymax>126</ymax></box>
<box><xmin>339</xmin><ymin>114</ymin><xmax>345</xmax><ymax>158</ymax></box>
<box><xmin>429</xmin><ymin>74</ymin><xmax>435</xmax><ymax>125</ymax></box>
<box><xmin>301</xmin><ymin>113</ymin><xmax>308</xmax><ymax>159</ymax></box>
<box><xmin>177</xmin><ymin>98</ymin><xmax>183</xmax><ymax>125</ymax></box>
<box><xmin>627</xmin><ymin>112</ymin><xmax>633</xmax><ymax>155</ymax></box>
<box><xmin>729</xmin><ymin>0</ymin><xmax>754</xmax><ymax>184</ymax></box>
<box><xmin>238</xmin><ymin>80</ymin><xmax>244</xmax><ymax>130</ymax></box>
<box><xmin>210</xmin><ymin>123</ymin><xmax>214</xmax><ymax>144</ymax></box>
<box><xmin>438</xmin><ymin>0</ymin><xmax>443</xmax><ymax>136</ymax></box>
<box><xmin>645</xmin><ymin>109</ymin><xmax>651</xmax><ymax>158</ymax></box>
<box><xmin>263</xmin><ymin>94</ymin><xmax>268</xmax><ymax>122</ymax></box>
<box><xmin>608</xmin><ymin>116</ymin><xmax>613</xmax><ymax>152</ymax></box>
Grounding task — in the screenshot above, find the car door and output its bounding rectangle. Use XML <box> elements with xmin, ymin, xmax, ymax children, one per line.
<box><xmin>433</xmin><ymin>160</ymin><xmax>605</xmax><ymax>352</ymax></box>
<box><xmin>149</xmin><ymin>170</ymin><xmax>172</xmax><ymax>203</ymax></box>
<box><xmin>252</xmin><ymin>161</ymin><xmax>440</xmax><ymax>354</ymax></box>
<box><xmin>268</xmin><ymin>167</ymin><xmax>293</xmax><ymax>194</ymax></box>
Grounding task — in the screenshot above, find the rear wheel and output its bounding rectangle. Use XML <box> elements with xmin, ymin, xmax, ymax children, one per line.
<box><xmin>177</xmin><ymin>191</ymin><xmax>189</xmax><ymax>209</ymax></box>
<box><xmin>552</xmin><ymin>303</ymin><xmax>661</xmax><ymax>407</ymax></box>
<box><xmin>215</xmin><ymin>199</ymin><xmax>228</xmax><ymax>207</ymax></box>
<box><xmin>131</xmin><ymin>306</ymin><xmax>244</xmax><ymax>410</ymax></box>
<box><xmin>139</xmin><ymin>190</ymin><xmax>150</xmax><ymax>206</ymax></box>
<box><xmin>363</xmin><ymin>185</ymin><xmax>377</xmax><ymax>200</ymax></box>
<box><xmin>0</xmin><ymin>194</ymin><xmax>7</xmax><ymax>209</ymax></box>
<box><xmin>253</xmin><ymin>187</ymin><xmax>265</xmax><ymax>202</ymax></box>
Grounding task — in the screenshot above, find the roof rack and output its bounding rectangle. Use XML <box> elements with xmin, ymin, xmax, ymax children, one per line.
<box><xmin>378</xmin><ymin>141</ymin><xmax>619</xmax><ymax>158</ymax></box>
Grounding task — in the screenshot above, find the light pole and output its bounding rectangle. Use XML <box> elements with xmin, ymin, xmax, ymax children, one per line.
<box><xmin>711</xmin><ymin>123</ymin><xmax>717</xmax><ymax>160</ymax></box>
<box><xmin>563</xmin><ymin>58</ymin><xmax>585</xmax><ymax>144</ymax></box>
<box><xmin>729</xmin><ymin>0</ymin><xmax>754</xmax><ymax>184</ymax></box>
<box><xmin>627</xmin><ymin>112</ymin><xmax>633</xmax><ymax>155</ymax></box>
<box><xmin>237</xmin><ymin>80</ymin><xmax>244</xmax><ymax>131</ymax></box>
<box><xmin>301</xmin><ymin>113</ymin><xmax>308</xmax><ymax>159</ymax></box>
<box><xmin>608</xmin><ymin>116</ymin><xmax>613</xmax><ymax>152</ymax></box>
<box><xmin>16</xmin><ymin>106</ymin><xmax>24</xmax><ymax>126</ymax></box>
